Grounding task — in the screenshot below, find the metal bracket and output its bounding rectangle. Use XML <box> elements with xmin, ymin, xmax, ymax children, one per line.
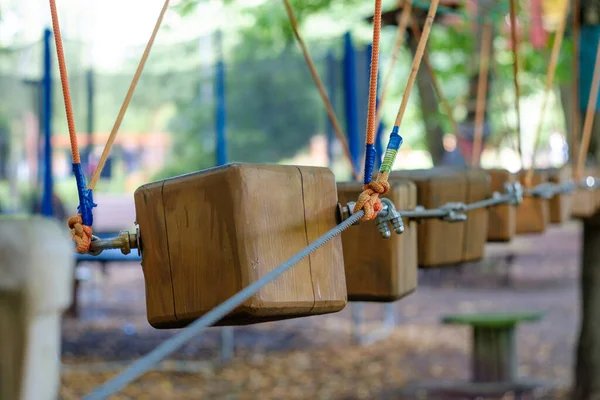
<box><xmin>87</xmin><ymin>236</ymin><xmax>103</xmax><ymax>256</ymax></box>
<box><xmin>505</xmin><ymin>181</ymin><xmax>524</xmax><ymax>206</ymax></box>
<box><xmin>527</xmin><ymin>182</ymin><xmax>554</xmax><ymax>199</ymax></box>
<box><xmin>340</xmin><ymin>202</ymin><xmax>361</xmax><ymax>226</ymax></box>
<box><xmin>581</xmin><ymin>176</ymin><xmax>598</xmax><ymax>190</ymax></box>
<box><xmin>135</xmin><ymin>225</ymin><xmax>142</xmax><ymax>256</ymax></box>
<box><xmin>86</xmin><ymin>230</ymin><xmax>139</xmax><ymax>256</ymax></box>
<box><xmin>439</xmin><ymin>202</ymin><xmax>467</xmax><ymax>222</ymax></box>
<box><xmin>375</xmin><ymin>198</ymin><xmax>404</xmax><ymax>238</ymax></box>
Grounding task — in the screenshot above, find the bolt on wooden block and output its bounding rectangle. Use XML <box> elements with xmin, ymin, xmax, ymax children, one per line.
<box><xmin>390</xmin><ymin>168</ymin><xmax>469</xmax><ymax>267</ymax></box>
<box><xmin>516</xmin><ymin>171</ymin><xmax>549</xmax><ymax>234</ymax></box>
<box><xmin>572</xmin><ymin>167</ymin><xmax>599</xmax><ymax>218</ymax></box>
<box><xmin>485</xmin><ymin>169</ymin><xmax>516</xmax><ymax>242</ymax></box>
<box><xmin>134</xmin><ymin>163</ymin><xmax>347</xmax><ymax>328</ymax></box>
<box><xmin>535</xmin><ymin>165</ymin><xmax>572</xmax><ymax>224</ymax></box>
<box><xmin>337</xmin><ymin>179</ymin><xmax>417</xmax><ymax>302</ymax></box>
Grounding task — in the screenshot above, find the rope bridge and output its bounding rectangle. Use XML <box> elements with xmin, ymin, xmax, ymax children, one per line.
<box><xmin>83</xmin><ymin>173</ymin><xmax>598</xmax><ymax>399</ymax></box>
<box><xmin>40</xmin><ymin>0</ymin><xmax>596</xmax><ymax>397</ymax></box>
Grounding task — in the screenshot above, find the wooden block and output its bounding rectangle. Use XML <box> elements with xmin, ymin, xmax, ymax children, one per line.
<box><xmin>337</xmin><ymin>180</ymin><xmax>418</xmax><ymax>302</ymax></box>
<box><xmin>134</xmin><ymin>163</ymin><xmax>347</xmax><ymax>328</ymax></box>
<box><xmin>516</xmin><ymin>172</ymin><xmax>549</xmax><ymax>234</ymax></box>
<box><xmin>572</xmin><ymin>167</ymin><xmax>598</xmax><ymax>218</ymax></box>
<box><xmin>390</xmin><ymin>168</ymin><xmax>468</xmax><ymax>267</ymax></box>
<box><xmin>572</xmin><ymin>189</ymin><xmax>596</xmax><ymax>218</ymax></box>
<box><xmin>462</xmin><ymin>170</ymin><xmax>491</xmax><ymax>262</ymax></box>
<box><xmin>533</xmin><ymin>166</ymin><xmax>572</xmax><ymax>224</ymax></box>
<box><xmin>0</xmin><ymin>216</ymin><xmax>73</xmax><ymax>400</ymax></box>
<box><xmin>485</xmin><ymin>169</ymin><xmax>516</xmax><ymax>242</ymax></box>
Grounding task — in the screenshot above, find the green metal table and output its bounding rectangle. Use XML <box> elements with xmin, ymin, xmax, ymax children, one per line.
<box><xmin>395</xmin><ymin>311</ymin><xmax>556</xmax><ymax>399</ymax></box>
<box><xmin>442</xmin><ymin>312</ymin><xmax>543</xmax><ymax>383</ymax></box>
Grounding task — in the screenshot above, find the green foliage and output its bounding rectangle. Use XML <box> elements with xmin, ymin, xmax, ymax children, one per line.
<box><xmin>226</xmin><ymin>52</ymin><xmax>323</xmax><ymax>162</ymax></box>
<box><xmin>158</xmin><ymin>0</ymin><xmax>574</xmax><ymax>174</ymax></box>
<box><xmin>155</xmin><ymin>34</ymin><xmax>330</xmax><ymax>179</ymax></box>
<box><xmin>176</xmin><ymin>0</ymin><xmax>364</xmax><ymax>45</ymax></box>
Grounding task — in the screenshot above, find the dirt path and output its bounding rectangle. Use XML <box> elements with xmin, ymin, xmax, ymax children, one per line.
<box><xmin>60</xmin><ymin>222</ymin><xmax>581</xmax><ymax>399</ymax></box>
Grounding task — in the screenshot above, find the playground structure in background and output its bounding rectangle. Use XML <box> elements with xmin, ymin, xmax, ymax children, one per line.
<box><xmin>2</xmin><ymin>0</ymin><xmax>596</xmax><ymax>399</ymax></box>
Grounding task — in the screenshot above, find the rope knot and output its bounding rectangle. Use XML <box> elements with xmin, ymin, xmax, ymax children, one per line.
<box><xmin>68</xmin><ymin>214</ymin><xmax>93</xmax><ymax>253</ymax></box>
<box><xmin>352</xmin><ymin>179</ymin><xmax>390</xmax><ymax>221</ymax></box>
<box><xmin>367</xmin><ymin>180</ymin><xmax>390</xmax><ymax>195</ymax></box>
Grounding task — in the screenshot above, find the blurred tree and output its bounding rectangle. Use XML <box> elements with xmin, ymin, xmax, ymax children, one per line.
<box><xmin>154</xmin><ymin>34</ymin><xmax>328</xmax><ymax>179</ymax></box>
<box><xmin>167</xmin><ymin>0</ymin><xmax>572</xmax><ymax>168</ymax></box>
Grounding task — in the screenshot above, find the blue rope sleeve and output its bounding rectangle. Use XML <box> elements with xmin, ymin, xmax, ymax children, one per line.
<box><xmin>363</xmin><ymin>143</ymin><xmax>377</xmax><ymax>185</ymax></box>
<box><xmin>379</xmin><ymin>126</ymin><xmax>403</xmax><ymax>173</ymax></box>
<box><xmin>73</xmin><ymin>163</ymin><xmax>97</xmax><ymax>226</ymax></box>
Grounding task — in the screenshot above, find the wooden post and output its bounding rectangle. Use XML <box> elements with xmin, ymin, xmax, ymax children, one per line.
<box><xmin>574</xmin><ymin>3</ymin><xmax>600</xmax><ymax>397</ymax></box>
<box><xmin>472</xmin><ymin>326</ymin><xmax>517</xmax><ymax>382</ymax></box>
<box><xmin>0</xmin><ymin>216</ymin><xmax>73</xmax><ymax>400</ymax></box>
<box><xmin>575</xmin><ymin>212</ymin><xmax>600</xmax><ymax>399</ymax></box>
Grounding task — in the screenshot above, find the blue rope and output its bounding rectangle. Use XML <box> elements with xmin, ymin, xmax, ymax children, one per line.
<box><xmin>378</xmin><ymin>126</ymin><xmax>403</xmax><ymax>174</ymax></box>
<box><xmin>73</xmin><ymin>163</ymin><xmax>96</xmax><ymax>226</ymax></box>
<box><xmin>363</xmin><ymin>143</ymin><xmax>377</xmax><ymax>184</ymax></box>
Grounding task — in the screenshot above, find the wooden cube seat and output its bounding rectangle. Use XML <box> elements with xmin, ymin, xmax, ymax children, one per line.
<box><xmin>572</xmin><ymin>167</ymin><xmax>599</xmax><ymax>218</ymax></box>
<box><xmin>390</xmin><ymin>168</ymin><xmax>489</xmax><ymax>267</ymax></box>
<box><xmin>516</xmin><ymin>171</ymin><xmax>549</xmax><ymax>234</ymax></box>
<box><xmin>134</xmin><ymin>163</ymin><xmax>347</xmax><ymax>328</ymax></box>
<box><xmin>462</xmin><ymin>169</ymin><xmax>491</xmax><ymax>262</ymax></box>
<box><xmin>535</xmin><ymin>166</ymin><xmax>572</xmax><ymax>224</ymax></box>
<box><xmin>485</xmin><ymin>169</ymin><xmax>516</xmax><ymax>242</ymax></box>
<box><xmin>337</xmin><ymin>179</ymin><xmax>418</xmax><ymax>302</ymax></box>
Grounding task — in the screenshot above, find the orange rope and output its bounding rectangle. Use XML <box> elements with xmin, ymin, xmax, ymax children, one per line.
<box><xmin>576</xmin><ymin>41</ymin><xmax>600</xmax><ymax>180</ymax></box>
<box><xmin>525</xmin><ymin>1</ymin><xmax>568</xmax><ymax>186</ymax></box>
<box><xmin>572</xmin><ymin>0</ymin><xmax>581</xmax><ymax>178</ymax></box>
<box><xmin>282</xmin><ymin>0</ymin><xmax>359</xmax><ymax>180</ymax></box>
<box><xmin>365</xmin><ymin>0</ymin><xmax>383</xmax><ymax>148</ymax></box>
<box><xmin>490</xmin><ymin>59</ymin><xmax>520</xmax><ymax>156</ymax></box>
<box><xmin>89</xmin><ymin>0</ymin><xmax>170</xmax><ymax>190</ymax></box>
<box><xmin>392</xmin><ymin>0</ymin><xmax>438</xmax><ymax>128</ymax></box>
<box><xmin>374</xmin><ymin>0</ymin><xmax>412</xmax><ymax>132</ymax></box>
<box><xmin>472</xmin><ymin>21</ymin><xmax>492</xmax><ymax>169</ymax></box>
<box><xmin>409</xmin><ymin>18</ymin><xmax>458</xmax><ymax>137</ymax></box>
<box><xmin>354</xmin><ymin>0</ymin><xmax>439</xmax><ymax>220</ymax></box>
<box><xmin>68</xmin><ymin>215</ymin><xmax>92</xmax><ymax>253</ymax></box>
<box><xmin>509</xmin><ymin>0</ymin><xmax>524</xmax><ymax>171</ymax></box>
<box><xmin>49</xmin><ymin>0</ymin><xmax>93</xmax><ymax>252</ymax></box>
<box><xmin>48</xmin><ymin>0</ymin><xmax>80</xmax><ymax>164</ymax></box>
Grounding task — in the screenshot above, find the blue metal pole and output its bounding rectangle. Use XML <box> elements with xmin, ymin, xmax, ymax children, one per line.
<box><xmin>41</xmin><ymin>28</ymin><xmax>54</xmax><ymax>217</ymax></box>
<box><xmin>214</xmin><ymin>30</ymin><xmax>228</xmax><ymax>166</ymax></box>
<box><xmin>366</xmin><ymin>44</ymin><xmax>385</xmax><ymax>170</ymax></box>
<box><xmin>343</xmin><ymin>32</ymin><xmax>361</xmax><ymax>172</ymax></box>
<box><xmin>326</xmin><ymin>51</ymin><xmax>336</xmax><ymax>169</ymax></box>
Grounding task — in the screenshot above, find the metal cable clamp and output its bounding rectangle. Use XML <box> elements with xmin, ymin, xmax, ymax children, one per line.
<box><xmin>439</xmin><ymin>202</ymin><xmax>468</xmax><ymax>222</ymax></box>
<box><xmin>375</xmin><ymin>198</ymin><xmax>405</xmax><ymax>238</ymax></box>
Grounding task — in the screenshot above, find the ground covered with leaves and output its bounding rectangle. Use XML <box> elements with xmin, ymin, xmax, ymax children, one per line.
<box><xmin>60</xmin><ymin>222</ymin><xmax>580</xmax><ymax>399</ymax></box>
